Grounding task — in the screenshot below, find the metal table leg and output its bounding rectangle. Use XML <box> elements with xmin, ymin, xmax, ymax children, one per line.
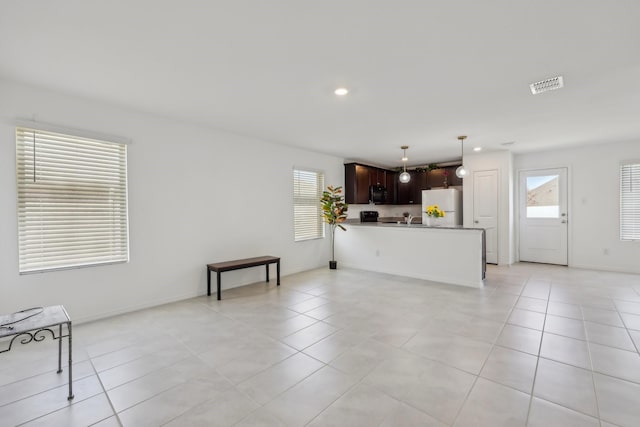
<box><xmin>67</xmin><ymin>321</ymin><xmax>73</xmax><ymax>400</ymax></box>
<box><xmin>57</xmin><ymin>324</ymin><xmax>62</xmax><ymax>374</ymax></box>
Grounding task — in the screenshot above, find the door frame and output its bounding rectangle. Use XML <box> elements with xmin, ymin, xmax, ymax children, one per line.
<box><xmin>516</xmin><ymin>165</ymin><xmax>572</xmax><ymax>265</ymax></box>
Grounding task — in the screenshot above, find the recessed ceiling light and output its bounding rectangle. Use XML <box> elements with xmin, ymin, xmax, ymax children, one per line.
<box><xmin>334</xmin><ymin>88</ymin><xmax>349</xmax><ymax>96</ymax></box>
<box><xmin>529</xmin><ymin>76</ymin><xmax>564</xmax><ymax>94</ymax></box>
<box><xmin>473</xmin><ymin>147</ymin><xmax>482</xmax><ymax>152</ymax></box>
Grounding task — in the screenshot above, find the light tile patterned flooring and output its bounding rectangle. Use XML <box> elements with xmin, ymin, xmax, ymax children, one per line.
<box><xmin>2</xmin><ymin>263</ymin><xmax>640</xmax><ymax>426</ymax></box>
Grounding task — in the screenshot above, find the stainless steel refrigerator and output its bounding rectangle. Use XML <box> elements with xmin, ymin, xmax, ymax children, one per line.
<box><xmin>421</xmin><ymin>189</ymin><xmax>462</xmax><ymax>226</ymax></box>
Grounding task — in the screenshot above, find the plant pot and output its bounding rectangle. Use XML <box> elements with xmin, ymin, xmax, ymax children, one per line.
<box><xmin>425</xmin><ymin>216</ymin><xmax>442</xmax><ymax>227</ymax></box>
<box><xmin>329</xmin><ymin>261</ymin><xmax>337</xmax><ymax>269</ymax></box>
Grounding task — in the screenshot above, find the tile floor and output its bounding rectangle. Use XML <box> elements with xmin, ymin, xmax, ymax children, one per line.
<box><xmin>1</xmin><ymin>263</ymin><xmax>640</xmax><ymax>426</ymax></box>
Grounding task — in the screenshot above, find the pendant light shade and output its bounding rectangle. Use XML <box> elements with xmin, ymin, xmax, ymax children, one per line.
<box><xmin>455</xmin><ymin>136</ymin><xmax>467</xmax><ymax>179</ymax></box>
<box><xmin>399</xmin><ymin>146</ymin><xmax>410</xmax><ymax>183</ymax></box>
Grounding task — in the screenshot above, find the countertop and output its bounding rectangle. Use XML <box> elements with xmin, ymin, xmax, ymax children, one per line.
<box><xmin>345</xmin><ymin>218</ymin><xmax>484</xmax><ymax>231</ymax></box>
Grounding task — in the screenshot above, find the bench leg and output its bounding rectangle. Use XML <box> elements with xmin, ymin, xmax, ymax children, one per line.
<box><xmin>277</xmin><ymin>260</ymin><xmax>280</xmax><ymax>286</ymax></box>
<box><xmin>266</xmin><ymin>264</ymin><xmax>270</xmax><ymax>283</ymax></box>
<box><xmin>207</xmin><ymin>267</ymin><xmax>211</xmax><ymax>296</ymax></box>
<box><xmin>217</xmin><ymin>271</ymin><xmax>222</xmax><ymax>301</ymax></box>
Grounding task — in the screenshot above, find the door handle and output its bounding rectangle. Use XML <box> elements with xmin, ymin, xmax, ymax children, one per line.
<box><xmin>474</xmin><ymin>220</ymin><xmax>479</xmax><ymax>224</ymax></box>
<box><xmin>561</xmin><ymin>220</ymin><xmax>567</xmax><ymax>223</ymax></box>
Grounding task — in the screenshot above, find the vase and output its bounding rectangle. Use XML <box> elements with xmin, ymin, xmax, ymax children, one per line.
<box><xmin>426</xmin><ymin>216</ymin><xmax>442</xmax><ymax>227</ymax></box>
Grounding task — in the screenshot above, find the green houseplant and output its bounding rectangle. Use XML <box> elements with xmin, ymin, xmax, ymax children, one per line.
<box><xmin>320</xmin><ymin>185</ymin><xmax>348</xmax><ymax>269</ymax></box>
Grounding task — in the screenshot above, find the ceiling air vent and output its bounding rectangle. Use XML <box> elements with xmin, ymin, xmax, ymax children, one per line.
<box><xmin>529</xmin><ymin>76</ymin><xmax>564</xmax><ymax>94</ymax></box>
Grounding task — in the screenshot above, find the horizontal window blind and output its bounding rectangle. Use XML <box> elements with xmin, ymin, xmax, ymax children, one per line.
<box><xmin>16</xmin><ymin>127</ymin><xmax>129</xmax><ymax>273</ymax></box>
<box><xmin>293</xmin><ymin>169</ymin><xmax>324</xmax><ymax>241</ymax></box>
<box><xmin>621</xmin><ymin>162</ymin><xmax>640</xmax><ymax>241</ymax></box>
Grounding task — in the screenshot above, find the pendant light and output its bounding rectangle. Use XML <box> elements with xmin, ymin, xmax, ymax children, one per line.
<box><xmin>399</xmin><ymin>145</ymin><xmax>411</xmax><ymax>183</ymax></box>
<box><xmin>455</xmin><ymin>136</ymin><xmax>468</xmax><ymax>178</ymax></box>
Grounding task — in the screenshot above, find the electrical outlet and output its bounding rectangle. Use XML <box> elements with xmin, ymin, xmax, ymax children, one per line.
<box><xmin>603</xmin><ymin>248</ymin><xmax>609</xmax><ymax>255</ymax></box>
<box><xmin>375</xmin><ymin>249</ymin><xmax>380</xmax><ymax>257</ymax></box>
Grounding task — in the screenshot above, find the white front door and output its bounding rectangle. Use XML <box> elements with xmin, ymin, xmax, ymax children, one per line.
<box><xmin>519</xmin><ymin>168</ymin><xmax>568</xmax><ymax>265</ymax></box>
<box><xmin>473</xmin><ymin>169</ymin><xmax>498</xmax><ymax>264</ymax></box>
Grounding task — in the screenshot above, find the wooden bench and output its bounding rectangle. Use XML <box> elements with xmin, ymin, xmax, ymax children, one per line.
<box><xmin>207</xmin><ymin>256</ymin><xmax>280</xmax><ymax>300</ymax></box>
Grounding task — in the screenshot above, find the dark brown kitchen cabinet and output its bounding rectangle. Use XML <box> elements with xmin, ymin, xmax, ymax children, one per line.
<box><xmin>395</xmin><ymin>178</ymin><xmax>411</xmax><ymax>204</ymax></box>
<box><xmin>345</xmin><ymin>162</ymin><xmax>461</xmax><ymax>205</ymax></box>
<box><xmin>413</xmin><ymin>170</ymin><xmax>429</xmax><ymax>203</ymax></box>
<box><xmin>344</xmin><ymin>163</ymin><xmax>391</xmax><ymax>204</ymax></box>
<box><xmin>369</xmin><ymin>168</ymin><xmax>386</xmax><ymax>186</ymax></box>
<box><xmin>427</xmin><ymin>166</ymin><xmax>462</xmax><ymax>188</ymax></box>
<box><xmin>447</xmin><ymin>166</ymin><xmax>463</xmax><ymax>186</ymax></box>
<box><xmin>344</xmin><ymin>163</ymin><xmax>370</xmax><ymax>204</ymax></box>
<box><xmin>396</xmin><ymin>170</ymin><xmax>422</xmax><ymax>204</ymax></box>
<box><xmin>385</xmin><ymin>172</ymin><xmax>396</xmax><ymax>204</ymax></box>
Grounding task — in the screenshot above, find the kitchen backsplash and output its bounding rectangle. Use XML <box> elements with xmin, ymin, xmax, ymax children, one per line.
<box><xmin>347</xmin><ymin>203</ymin><xmax>423</xmax><ymax>219</ymax></box>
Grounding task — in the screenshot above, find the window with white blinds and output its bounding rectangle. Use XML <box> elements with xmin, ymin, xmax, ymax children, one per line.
<box><xmin>621</xmin><ymin>162</ymin><xmax>640</xmax><ymax>241</ymax></box>
<box><xmin>16</xmin><ymin>127</ymin><xmax>129</xmax><ymax>273</ymax></box>
<box><xmin>293</xmin><ymin>169</ymin><xmax>325</xmax><ymax>242</ymax></box>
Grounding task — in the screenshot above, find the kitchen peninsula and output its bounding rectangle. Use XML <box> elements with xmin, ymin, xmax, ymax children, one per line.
<box><xmin>335</xmin><ymin>221</ymin><xmax>486</xmax><ymax>288</ymax></box>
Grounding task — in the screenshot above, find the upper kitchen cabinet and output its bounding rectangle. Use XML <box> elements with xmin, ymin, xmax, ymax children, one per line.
<box><xmin>344</xmin><ymin>163</ymin><xmax>390</xmax><ymax>204</ymax></box>
<box><xmin>396</xmin><ymin>170</ymin><xmax>422</xmax><ymax>204</ymax></box>
<box><xmin>448</xmin><ymin>166</ymin><xmax>463</xmax><ymax>186</ymax></box>
<box><xmin>427</xmin><ymin>166</ymin><xmax>463</xmax><ymax>188</ymax></box>
<box><xmin>344</xmin><ymin>163</ymin><xmax>370</xmax><ymax>204</ymax></box>
<box><xmin>412</xmin><ymin>170</ymin><xmax>429</xmax><ymax>203</ymax></box>
<box><xmin>345</xmin><ymin>163</ymin><xmax>462</xmax><ymax>205</ymax></box>
<box><xmin>369</xmin><ymin>167</ymin><xmax>386</xmax><ymax>186</ymax></box>
<box><xmin>385</xmin><ymin>171</ymin><xmax>396</xmax><ymax>204</ymax></box>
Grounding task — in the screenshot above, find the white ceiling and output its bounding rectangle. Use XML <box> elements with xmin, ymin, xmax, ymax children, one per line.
<box><xmin>1</xmin><ymin>0</ymin><xmax>639</xmax><ymax>168</ymax></box>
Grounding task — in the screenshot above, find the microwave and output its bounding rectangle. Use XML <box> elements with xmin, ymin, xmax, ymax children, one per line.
<box><xmin>369</xmin><ymin>184</ymin><xmax>387</xmax><ymax>204</ymax></box>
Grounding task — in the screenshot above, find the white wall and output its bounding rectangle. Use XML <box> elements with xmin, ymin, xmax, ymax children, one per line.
<box><xmin>515</xmin><ymin>141</ymin><xmax>640</xmax><ymax>273</ymax></box>
<box><xmin>0</xmin><ymin>79</ymin><xmax>344</xmax><ymax>322</ymax></box>
<box><xmin>462</xmin><ymin>150</ymin><xmax>515</xmax><ymax>265</ymax></box>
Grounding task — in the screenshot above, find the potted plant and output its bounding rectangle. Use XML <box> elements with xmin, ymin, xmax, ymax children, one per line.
<box><xmin>320</xmin><ymin>185</ymin><xmax>348</xmax><ymax>269</ymax></box>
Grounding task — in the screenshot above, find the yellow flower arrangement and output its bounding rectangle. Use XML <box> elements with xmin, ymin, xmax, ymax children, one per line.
<box><xmin>425</xmin><ymin>204</ymin><xmax>445</xmax><ymax>218</ymax></box>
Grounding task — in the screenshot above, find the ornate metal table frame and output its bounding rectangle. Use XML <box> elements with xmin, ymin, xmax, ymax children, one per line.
<box><xmin>0</xmin><ymin>305</ymin><xmax>74</xmax><ymax>400</ymax></box>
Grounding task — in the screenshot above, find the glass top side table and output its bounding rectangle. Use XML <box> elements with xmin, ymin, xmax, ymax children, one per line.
<box><xmin>0</xmin><ymin>305</ymin><xmax>74</xmax><ymax>400</ymax></box>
